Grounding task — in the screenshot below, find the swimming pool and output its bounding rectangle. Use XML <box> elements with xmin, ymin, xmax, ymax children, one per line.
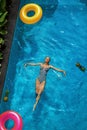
<box><xmin>0</xmin><ymin>0</ymin><xmax>87</xmax><ymax>129</ymax></box>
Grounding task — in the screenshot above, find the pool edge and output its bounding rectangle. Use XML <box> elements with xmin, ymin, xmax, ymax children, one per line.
<box><xmin>0</xmin><ymin>0</ymin><xmax>20</xmax><ymax>100</ymax></box>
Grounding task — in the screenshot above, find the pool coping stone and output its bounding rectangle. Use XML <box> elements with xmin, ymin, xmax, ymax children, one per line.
<box><xmin>0</xmin><ymin>0</ymin><xmax>20</xmax><ymax>100</ymax></box>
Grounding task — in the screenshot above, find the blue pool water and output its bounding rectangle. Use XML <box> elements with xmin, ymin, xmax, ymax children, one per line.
<box><xmin>0</xmin><ymin>0</ymin><xmax>87</xmax><ymax>130</ymax></box>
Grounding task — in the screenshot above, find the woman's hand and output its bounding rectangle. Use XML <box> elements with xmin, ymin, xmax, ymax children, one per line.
<box><xmin>63</xmin><ymin>71</ymin><xmax>66</xmax><ymax>76</ymax></box>
<box><xmin>24</xmin><ymin>63</ymin><xmax>28</xmax><ymax>67</ymax></box>
<box><xmin>50</xmin><ymin>65</ymin><xmax>66</xmax><ymax>76</ymax></box>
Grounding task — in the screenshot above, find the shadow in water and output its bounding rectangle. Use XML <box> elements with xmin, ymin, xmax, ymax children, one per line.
<box><xmin>80</xmin><ymin>0</ymin><xmax>87</xmax><ymax>6</ymax></box>
<box><xmin>24</xmin><ymin>35</ymin><xmax>38</xmax><ymax>58</ymax></box>
<box><xmin>28</xmin><ymin>0</ymin><xmax>58</xmax><ymax>17</ymax></box>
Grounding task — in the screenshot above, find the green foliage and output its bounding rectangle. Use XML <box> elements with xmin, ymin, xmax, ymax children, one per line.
<box><xmin>0</xmin><ymin>11</ymin><xmax>8</xmax><ymax>23</ymax></box>
<box><xmin>0</xmin><ymin>12</ymin><xmax>3</xmax><ymax>16</ymax></box>
<box><xmin>0</xmin><ymin>37</ymin><xmax>4</xmax><ymax>45</ymax></box>
<box><xmin>3</xmin><ymin>96</ymin><xmax>8</xmax><ymax>102</ymax></box>
<box><xmin>0</xmin><ymin>52</ymin><xmax>3</xmax><ymax>60</ymax></box>
<box><xmin>0</xmin><ymin>19</ymin><xmax>7</xmax><ymax>27</ymax></box>
<box><xmin>3</xmin><ymin>89</ymin><xmax>10</xmax><ymax>102</ymax></box>
<box><xmin>0</xmin><ymin>30</ymin><xmax>7</xmax><ymax>35</ymax></box>
<box><xmin>0</xmin><ymin>0</ymin><xmax>8</xmax><ymax>74</ymax></box>
<box><xmin>5</xmin><ymin>90</ymin><xmax>10</xmax><ymax>96</ymax></box>
<box><xmin>0</xmin><ymin>0</ymin><xmax>8</xmax><ymax>33</ymax></box>
<box><xmin>76</xmin><ymin>62</ymin><xmax>86</xmax><ymax>72</ymax></box>
<box><xmin>0</xmin><ymin>0</ymin><xmax>6</xmax><ymax>12</ymax></box>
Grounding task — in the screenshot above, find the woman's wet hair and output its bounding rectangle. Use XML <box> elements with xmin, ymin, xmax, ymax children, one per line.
<box><xmin>45</xmin><ymin>56</ymin><xmax>51</xmax><ymax>62</ymax></box>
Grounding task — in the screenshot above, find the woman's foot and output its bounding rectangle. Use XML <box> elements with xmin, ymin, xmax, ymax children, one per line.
<box><xmin>33</xmin><ymin>94</ymin><xmax>40</xmax><ymax>111</ymax></box>
<box><xmin>33</xmin><ymin>103</ymin><xmax>36</xmax><ymax>111</ymax></box>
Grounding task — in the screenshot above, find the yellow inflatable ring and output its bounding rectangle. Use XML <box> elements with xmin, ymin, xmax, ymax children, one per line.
<box><xmin>19</xmin><ymin>3</ymin><xmax>43</xmax><ymax>24</ymax></box>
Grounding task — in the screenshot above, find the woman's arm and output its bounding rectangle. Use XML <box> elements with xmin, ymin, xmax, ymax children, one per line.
<box><xmin>24</xmin><ymin>62</ymin><xmax>42</xmax><ymax>67</ymax></box>
<box><xmin>50</xmin><ymin>65</ymin><xmax>66</xmax><ymax>76</ymax></box>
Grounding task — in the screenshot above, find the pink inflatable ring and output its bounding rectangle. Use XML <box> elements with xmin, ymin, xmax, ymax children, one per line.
<box><xmin>0</xmin><ymin>111</ymin><xmax>23</xmax><ymax>130</ymax></box>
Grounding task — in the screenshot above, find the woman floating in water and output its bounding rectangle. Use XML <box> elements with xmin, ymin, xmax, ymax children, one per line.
<box><xmin>24</xmin><ymin>57</ymin><xmax>66</xmax><ymax>111</ymax></box>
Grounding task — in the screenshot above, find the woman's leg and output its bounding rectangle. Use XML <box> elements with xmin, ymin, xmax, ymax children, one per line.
<box><xmin>33</xmin><ymin>81</ymin><xmax>45</xmax><ymax>111</ymax></box>
<box><xmin>36</xmin><ymin>79</ymin><xmax>40</xmax><ymax>94</ymax></box>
